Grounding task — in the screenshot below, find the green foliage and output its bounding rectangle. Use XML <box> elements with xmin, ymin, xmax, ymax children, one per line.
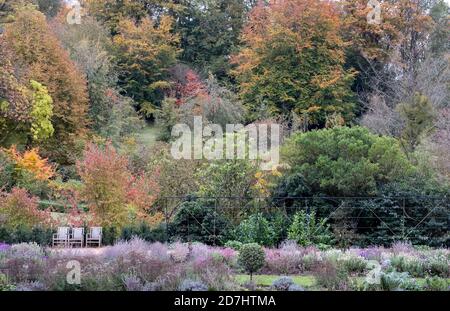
<box><xmin>177</xmin><ymin>0</ymin><xmax>251</xmax><ymax>81</ymax></box>
<box><xmin>169</xmin><ymin>199</ymin><xmax>231</xmax><ymax>245</ymax></box>
<box><xmin>56</xmin><ymin>16</ymin><xmax>143</xmax><ymax>142</ymax></box>
<box><xmin>355</xmin><ymin>194</ymin><xmax>449</xmax><ymax>247</ymax></box>
<box><xmin>224</xmin><ymin>240</ymin><xmax>243</xmax><ymax>251</ymax></box>
<box><xmin>119</xmin><ymin>223</ymin><xmax>167</xmax><ymax>244</ymax></box>
<box><xmin>234</xmin><ymin>213</ymin><xmax>275</xmax><ymax>247</ymax></box>
<box><xmin>281</xmin><ymin>126</ymin><xmax>414</xmax><ymax>196</ymax></box>
<box><xmin>0</xmin><ymin>273</ymin><xmax>16</xmax><ymax>291</ymax></box>
<box><xmin>287</xmin><ymin>210</ymin><xmax>333</xmax><ymax>247</ymax></box>
<box><xmin>379</xmin><ymin>271</ymin><xmax>419</xmax><ymax>291</ymax></box>
<box><xmin>0</xmin><ymin>225</ymin><xmax>53</xmax><ymax>245</ymax></box>
<box><xmin>0</xmin><ymin>150</ymin><xmax>15</xmax><ymax>191</ymax></box>
<box><xmin>29</xmin><ymin>80</ymin><xmax>54</xmax><ymax>141</ymax></box>
<box><xmin>339</xmin><ymin>256</ymin><xmax>368</xmax><ymax>275</ymax></box>
<box><xmin>238</xmin><ymin>243</ymin><xmax>265</xmax><ymax>280</ymax></box>
<box><xmin>85</xmin><ymin>0</ymin><xmax>184</xmax><ymax>35</ymax></box>
<box><xmin>36</xmin><ymin>0</ymin><xmax>60</xmax><ymax>17</ymax></box>
<box><xmin>14</xmin><ymin>170</ymin><xmax>52</xmax><ymax>199</ymax></box>
<box><xmin>113</xmin><ymin>16</ymin><xmax>180</xmax><ymax>113</ymax></box>
<box><xmin>429</xmin><ymin>0</ymin><xmax>450</xmax><ymax>55</ymax></box>
<box><xmin>390</xmin><ymin>255</ymin><xmax>427</xmax><ymax>278</ymax></box>
<box><xmin>197</xmin><ymin>159</ymin><xmax>258</xmax><ymax>199</ymax></box>
<box><xmin>397</xmin><ymin>93</ymin><xmax>436</xmax><ymax>153</ymax></box>
<box><xmin>424</xmin><ymin>277</ymin><xmax>449</xmax><ymax>291</ymax></box>
<box><xmin>155</xmin><ymin>98</ymin><xmax>179</xmax><ymax>141</ymax></box>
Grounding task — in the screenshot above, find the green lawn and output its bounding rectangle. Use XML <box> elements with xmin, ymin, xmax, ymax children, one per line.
<box><xmin>235</xmin><ymin>274</ymin><xmax>450</xmax><ymax>290</ymax></box>
<box><xmin>136</xmin><ymin>124</ymin><xmax>162</xmax><ymax>147</ymax></box>
<box><xmin>235</xmin><ymin>275</ymin><xmax>317</xmax><ymax>288</ymax></box>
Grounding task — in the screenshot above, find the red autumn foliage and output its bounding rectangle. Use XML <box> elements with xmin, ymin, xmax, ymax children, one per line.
<box><xmin>76</xmin><ymin>142</ymin><xmax>160</xmax><ymax>229</ymax></box>
<box><xmin>0</xmin><ymin>187</ymin><xmax>52</xmax><ymax>229</ymax></box>
<box><xmin>174</xmin><ymin>69</ymin><xmax>209</xmax><ymax>106</ymax></box>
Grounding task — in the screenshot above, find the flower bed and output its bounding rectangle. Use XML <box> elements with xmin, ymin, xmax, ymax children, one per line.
<box><xmin>0</xmin><ymin>239</ymin><xmax>448</xmax><ymax>291</ymax></box>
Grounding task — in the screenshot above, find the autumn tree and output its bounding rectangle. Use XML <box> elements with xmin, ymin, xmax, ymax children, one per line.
<box><xmin>113</xmin><ymin>16</ymin><xmax>181</xmax><ymax>117</ymax></box>
<box><xmin>0</xmin><ymin>187</ymin><xmax>51</xmax><ymax>230</ymax></box>
<box><xmin>0</xmin><ymin>0</ymin><xmax>33</xmax><ymax>24</ymax></box>
<box><xmin>2</xmin><ymin>146</ymin><xmax>55</xmax><ymax>197</ymax></box>
<box><xmin>54</xmin><ymin>14</ymin><xmax>143</xmax><ymax>142</ymax></box>
<box><xmin>2</xmin><ymin>8</ymin><xmax>90</xmax><ymax>164</ymax></box>
<box><xmin>6</xmin><ymin>146</ymin><xmax>54</xmax><ymax>181</ymax></box>
<box><xmin>77</xmin><ymin>143</ymin><xmax>160</xmax><ymax>231</ymax></box>
<box><xmin>232</xmin><ymin>0</ymin><xmax>356</xmax><ymax>125</ymax></box>
<box><xmin>357</xmin><ymin>0</ymin><xmax>448</xmax><ymax>153</ymax></box>
<box><xmin>0</xmin><ymin>37</ymin><xmax>32</xmax><ymax>147</ymax></box>
<box><xmin>342</xmin><ymin>0</ymin><xmax>401</xmax><ymax>61</ymax></box>
<box><xmin>0</xmin><ymin>39</ymin><xmax>54</xmax><ymax>146</ymax></box>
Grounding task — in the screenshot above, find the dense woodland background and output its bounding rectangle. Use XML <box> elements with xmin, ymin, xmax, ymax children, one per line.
<box><xmin>0</xmin><ymin>0</ymin><xmax>449</xmax><ymax>247</ymax></box>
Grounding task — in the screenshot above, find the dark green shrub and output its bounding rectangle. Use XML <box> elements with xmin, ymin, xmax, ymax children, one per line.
<box><xmin>102</xmin><ymin>227</ymin><xmax>118</xmax><ymax>245</ymax></box>
<box><xmin>0</xmin><ymin>226</ymin><xmax>53</xmax><ymax>245</ymax></box>
<box><xmin>281</xmin><ymin>126</ymin><xmax>414</xmax><ymax>197</ymax></box>
<box><xmin>238</xmin><ymin>243</ymin><xmax>265</xmax><ymax>282</ymax></box>
<box><xmin>120</xmin><ymin>223</ymin><xmax>167</xmax><ymax>243</ymax></box>
<box><xmin>169</xmin><ymin>199</ymin><xmax>231</xmax><ymax>245</ymax></box>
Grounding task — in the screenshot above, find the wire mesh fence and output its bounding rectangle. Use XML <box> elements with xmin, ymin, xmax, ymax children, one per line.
<box><xmin>157</xmin><ymin>196</ymin><xmax>450</xmax><ymax>247</ymax></box>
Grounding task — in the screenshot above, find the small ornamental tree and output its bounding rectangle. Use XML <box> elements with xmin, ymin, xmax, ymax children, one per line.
<box><xmin>6</xmin><ymin>146</ymin><xmax>55</xmax><ymax>181</ymax></box>
<box><xmin>0</xmin><ymin>187</ymin><xmax>51</xmax><ymax>230</ymax></box>
<box><xmin>77</xmin><ymin>142</ymin><xmax>160</xmax><ymax>232</ymax></box>
<box><xmin>238</xmin><ymin>243</ymin><xmax>265</xmax><ymax>282</ymax></box>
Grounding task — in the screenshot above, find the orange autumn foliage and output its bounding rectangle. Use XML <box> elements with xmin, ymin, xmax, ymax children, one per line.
<box><xmin>2</xmin><ymin>8</ymin><xmax>90</xmax><ymax>164</ymax></box>
<box><xmin>5</xmin><ymin>146</ymin><xmax>54</xmax><ymax>181</ymax></box>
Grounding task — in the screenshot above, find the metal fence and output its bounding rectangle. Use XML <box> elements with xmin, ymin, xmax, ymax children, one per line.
<box><xmin>157</xmin><ymin>196</ymin><xmax>450</xmax><ymax>247</ymax></box>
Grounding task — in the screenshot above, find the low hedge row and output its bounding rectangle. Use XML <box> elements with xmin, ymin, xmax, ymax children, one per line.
<box><xmin>0</xmin><ymin>223</ymin><xmax>168</xmax><ymax>246</ymax></box>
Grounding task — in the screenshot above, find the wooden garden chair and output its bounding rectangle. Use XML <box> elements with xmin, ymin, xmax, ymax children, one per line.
<box><xmin>69</xmin><ymin>227</ymin><xmax>84</xmax><ymax>248</ymax></box>
<box><xmin>52</xmin><ymin>227</ymin><xmax>70</xmax><ymax>247</ymax></box>
<box><xmin>86</xmin><ymin>227</ymin><xmax>102</xmax><ymax>247</ymax></box>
